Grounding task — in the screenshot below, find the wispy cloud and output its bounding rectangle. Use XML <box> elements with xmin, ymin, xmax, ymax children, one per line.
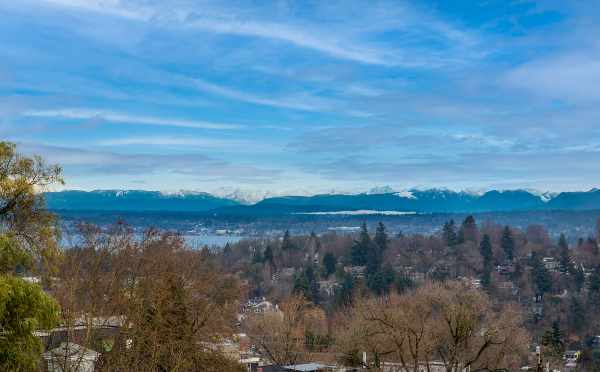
<box><xmin>23</xmin><ymin>108</ymin><xmax>243</xmax><ymax>130</ymax></box>
<box><xmin>189</xmin><ymin>78</ymin><xmax>333</xmax><ymax>112</ymax></box>
<box><xmin>18</xmin><ymin>142</ymin><xmax>282</xmax><ymax>181</ymax></box>
<box><xmin>504</xmin><ymin>52</ymin><xmax>600</xmax><ymax>104</ymax></box>
<box><xmin>96</xmin><ymin>136</ymin><xmax>279</xmax><ymax>153</ymax></box>
<box><xmin>36</xmin><ymin>0</ymin><xmax>395</xmax><ymax>65</ymax></box>
<box><xmin>34</xmin><ymin>0</ymin><xmax>482</xmax><ymax>68</ymax></box>
<box><xmin>42</xmin><ymin>0</ymin><xmax>150</xmax><ymax>21</ymax></box>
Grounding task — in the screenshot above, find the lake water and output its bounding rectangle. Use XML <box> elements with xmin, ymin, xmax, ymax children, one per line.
<box><xmin>62</xmin><ymin>234</ymin><xmax>248</xmax><ymax>250</ymax></box>
<box><xmin>183</xmin><ymin>234</ymin><xmax>247</xmax><ymax>249</ymax></box>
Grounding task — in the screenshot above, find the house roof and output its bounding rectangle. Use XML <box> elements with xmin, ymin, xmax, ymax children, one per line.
<box><xmin>283</xmin><ymin>363</ymin><xmax>330</xmax><ymax>371</ymax></box>
<box><xmin>44</xmin><ymin>342</ymin><xmax>99</xmax><ymax>359</ymax></box>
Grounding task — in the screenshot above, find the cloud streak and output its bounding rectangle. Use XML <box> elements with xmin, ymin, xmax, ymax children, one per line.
<box><xmin>34</xmin><ymin>0</ymin><xmax>481</xmax><ymax>68</ymax></box>
<box><xmin>23</xmin><ymin>108</ymin><xmax>243</xmax><ymax>130</ymax></box>
<box><xmin>18</xmin><ymin>142</ymin><xmax>282</xmax><ymax>181</ymax></box>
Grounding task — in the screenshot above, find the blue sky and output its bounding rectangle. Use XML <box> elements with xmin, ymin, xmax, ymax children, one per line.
<box><xmin>2</xmin><ymin>0</ymin><xmax>599</xmax><ymax>194</ymax></box>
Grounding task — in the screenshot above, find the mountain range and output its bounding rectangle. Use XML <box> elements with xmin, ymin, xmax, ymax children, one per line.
<box><xmin>43</xmin><ymin>188</ymin><xmax>600</xmax><ymax>215</ymax></box>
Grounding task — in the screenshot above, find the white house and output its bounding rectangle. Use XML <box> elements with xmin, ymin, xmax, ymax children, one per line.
<box><xmin>44</xmin><ymin>342</ymin><xmax>99</xmax><ymax>372</ymax></box>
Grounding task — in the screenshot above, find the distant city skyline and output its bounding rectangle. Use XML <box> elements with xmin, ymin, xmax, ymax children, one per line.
<box><xmin>2</xmin><ymin>1</ymin><xmax>600</xmax><ymax>192</ymax></box>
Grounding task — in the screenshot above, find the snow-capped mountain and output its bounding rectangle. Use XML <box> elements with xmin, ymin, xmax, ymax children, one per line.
<box><xmin>44</xmin><ymin>188</ymin><xmax>600</xmax><ymax>214</ymax></box>
<box><xmin>210</xmin><ymin>187</ymin><xmax>317</xmax><ymax>205</ymax></box>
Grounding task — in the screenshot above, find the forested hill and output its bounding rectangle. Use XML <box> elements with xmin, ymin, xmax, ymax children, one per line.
<box><xmin>44</xmin><ymin>188</ymin><xmax>600</xmax><ymax>214</ymax></box>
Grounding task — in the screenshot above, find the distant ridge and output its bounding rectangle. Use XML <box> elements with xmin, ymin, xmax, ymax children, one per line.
<box><xmin>44</xmin><ymin>190</ymin><xmax>239</xmax><ymax>212</ymax></box>
<box><xmin>44</xmin><ymin>188</ymin><xmax>600</xmax><ymax>214</ymax></box>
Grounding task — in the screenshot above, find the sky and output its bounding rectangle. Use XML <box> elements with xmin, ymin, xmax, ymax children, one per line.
<box><xmin>2</xmin><ymin>0</ymin><xmax>600</xmax><ymax>194</ymax></box>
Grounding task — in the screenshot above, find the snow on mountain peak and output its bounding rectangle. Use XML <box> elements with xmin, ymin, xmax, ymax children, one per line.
<box><xmin>394</xmin><ymin>190</ymin><xmax>416</xmax><ymax>199</ymax></box>
<box><xmin>159</xmin><ymin>190</ymin><xmax>208</xmax><ymax>198</ymax></box>
<box><xmin>523</xmin><ymin>189</ymin><xmax>558</xmax><ymax>203</ymax></box>
<box><xmin>367</xmin><ymin>186</ymin><xmax>395</xmax><ymax>194</ymax></box>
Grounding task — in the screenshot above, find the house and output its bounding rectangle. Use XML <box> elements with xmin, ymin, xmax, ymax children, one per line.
<box><xmin>543</xmin><ymin>257</ymin><xmax>559</xmax><ymax>271</ymax></box>
<box><xmin>496</xmin><ymin>263</ymin><xmax>515</xmax><ymax>275</ymax></box>
<box><xmin>245</xmin><ymin>297</ymin><xmax>276</xmax><ymax>313</ymax></box>
<box><xmin>344</xmin><ymin>266</ymin><xmax>366</xmax><ymax>278</ymax></box>
<box><xmin>318</xmin><ymin>280</ymin><xmax>339</xmax><ymax>297</ymax></box>
<box><xmin>590</xmin><ymin>335</ymin><xmax>600</xmax><ymax>349</ymax></box>
<box><xmin>382</xmin><ymin>361</ymin><xmax>467</xmax><ymax>372</ymax></box>
<box><xmin>496</xmin><ymin>280</ymin><xmax>518</xmax><ymax>295</ymax></box>
<box><xmin>459</xmin><ymin>276</ymin><xmax>482</xmax><ymax>289</ymax></box>
<box><xmin>283</xmin><ymin>363</ymin><xmax>335</xmax><ymax>371</ymax></box>
<box><xmin>44</xmin><ymin>342</ymin><xmax>99</xmax><ymax>372</ymax></box>
<box><xmin>36</xmin><ymin>316</ymin><xmax>123</xmax><ymax>355</ymax></box>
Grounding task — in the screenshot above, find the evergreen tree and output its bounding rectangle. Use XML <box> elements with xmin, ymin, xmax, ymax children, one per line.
<box><xmin>367</xmin><ymin>265</ymin><xmax>395</xmax><ymax>296</ymax></box>
<box><xmin>588</xmin><ymin>265</ymin><xmax>600</xmax><ymax>304</ymax></box>
<box><xmin>569</xmin><ymin>297</ymin><xmax>585</xmax><ymax>331</ymax></box>
<box><xmin>456</xmin><ymin>227</ymin><xmax>465</xmax><ymax>245</ymax></box>
<box><xmin>558</xmin><ymin>234</ymin><xmax>570</xmax><ymax>273</ymax></box>
<box><xmin>335</xmin><ymin>274</ymin><xmax>354</xmax><ymax>308</ymax></box>
<box><xmin>309</xmin><ymin>231</ymin><xmax>321</xmax><ymax>252</ymax></box>
<box><xmin>252</xmin><ymin>248</ymin><xmax>264</xmax><ymax>264</ymax></box>
<box><xmin>531</xmin><ymin>252</ymin><xmax>552</xmax><ymax>295</ymax></box>
<box><xmin>479</xmin><ymin>234</ymin><xmax>493</xmax><ymax>289</ymax></box>
<box><xmin>394</xmin><ymin>274</ymin><xmax>414</xmax><ymax>294</ymax></box>
<box><xmin>442</xmin><ymin>220</ymin><xmax>458</xmax><ymax>247</ymax></box>
<box><xmin>430</xmin><ymin>265</ymin><xmax>450</xmax><ymax>282</ymax></box>
<box><xmin>222</xmin><ymin>243</ymin><xmax>232</xmax><ymax>259</ymax></box>
<box><xmin>365</xmin><ymin>244</ymin><xmax>382</xmax><ymax>277</ymax></box>
<box><xmin>374</xmin><ymin>222</ymin><xmax>388</xmax><ymax>252</ymax></box>
<box><xmin>460</xmin><ymin>215</ymin><xmax>478</xmax><ymax>243</ymax></box>
<box><xmin>293</xmin><ymin>266</ymin><xmax>320</xmax><ymax>304</ymax></box>
<box><xmin>263</xmin><ymin>245</ymin><xmax>275</xmax><ymax>268</ymax></box>
<box><xmin>322</xmin><ymin>252</ymin><xmax>336</xmax><ymax>278</ymax></box>
<box><xmin>281</xmin><ymin>230</ymin><xmax>294</xmax><ymax>250</ymax></box>
<box><xmin>351</xmin><ymin>223</ymin><xmax>371</xmax><ymax>266</ymax></box>
<box><xmin>573</xmin><ymin>266</ymin><xmax>585</xmax><ymax>293</ymax></box>
<box><xmin>542</xmin><ymin>320</ymin><xmax>564</xmax><ymax>357</ymax></box>
<box><xmin>479</xmin><ymin>234</ymin><xmax>493</xmax><ymax>263</ymax></box>
<box><xmin>160</xmin><ymin>275</ymin><xmax>191</xmax><ymax>344</ymax></box>
<box><xmin>501</xmin><ymin>226</ymin><xmax>515</xmax><ymax>262</ymax></box>
<box><xmin>591</xmin><ymin>237</ymin><xmax>599</xmax><ymax>256</ymax></box>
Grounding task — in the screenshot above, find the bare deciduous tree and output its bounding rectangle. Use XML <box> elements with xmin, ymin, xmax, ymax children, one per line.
<box><xmin>335</xmin><ymin>281</ymin><xmax>529</xmax><ymax>371</ymax></box>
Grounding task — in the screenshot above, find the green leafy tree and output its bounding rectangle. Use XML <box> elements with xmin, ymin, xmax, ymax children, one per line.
<box><xmin>501</xmin><ymin>226</ymin><xmax>515</xmax><ymax>262</ymax></box>
<box><xmin>0</xmin><ymin>142</ymin><xmax>63</xmax><ymax>371</ymax></box>
<box><xmin>0</xmin><ymin>275</ymin><xmax>59</xmax><ymax>371</ymax></box>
